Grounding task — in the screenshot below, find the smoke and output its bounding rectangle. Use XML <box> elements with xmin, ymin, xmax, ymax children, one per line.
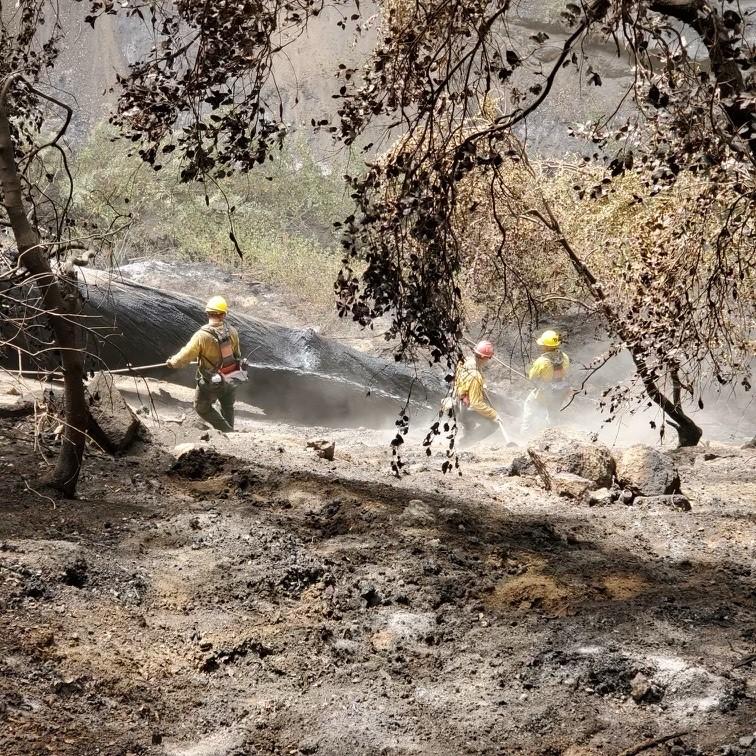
<box><xmin>480</xmin><ymin>329</ymin><xmax>755</xmax><ymax>448</ymax></box>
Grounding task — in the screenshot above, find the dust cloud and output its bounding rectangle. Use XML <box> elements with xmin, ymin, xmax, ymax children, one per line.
<box><xmin>469</xmin><ymin>336</ymin><xmax>754</xmax><ymax>449</ymax></box>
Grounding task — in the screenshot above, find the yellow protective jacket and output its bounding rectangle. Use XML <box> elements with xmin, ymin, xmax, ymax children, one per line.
<box><xmin>454</xmin><ymin>358</ymin><xmax>498</xmax><ymax>420</ymax></box>
<box><xmin>169</xmin><ymin>324</ymin><xmax>241</xmax><ymax>374</ymax></box>
<box><xmin>528</xmin><ymin>350</ymin><xmax>570</xmax><ymax>383</ymax></box>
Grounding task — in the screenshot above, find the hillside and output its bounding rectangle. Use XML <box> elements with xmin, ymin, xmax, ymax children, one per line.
<box><xmin>47</xmin><ymin>2</ymin><xmax>637</xmax><ymax>157</ymax></box>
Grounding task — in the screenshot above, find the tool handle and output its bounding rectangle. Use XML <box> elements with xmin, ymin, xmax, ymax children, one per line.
<box><xmin>106</xmin><ymin>362</ymin><xmax>170</xmax><ymax>375</ymax></box>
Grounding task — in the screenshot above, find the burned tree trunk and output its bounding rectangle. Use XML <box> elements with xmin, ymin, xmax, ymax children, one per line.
<box><xmin>631</xmin><ymin>352</ymin><xmax>703</xmax><ymax>447</ymax></box>
<box><xmin>0</xmin><ymin>93</ymin><xmax>88</xmax><ymax>496</ymax></box>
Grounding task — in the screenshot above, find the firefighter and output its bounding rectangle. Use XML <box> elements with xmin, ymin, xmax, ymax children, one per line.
<box><xmin>451</xmin><ymin>340</ymin><xmax>507</xmax><ymax>449</ymax></box>
<box><xmin>521</xmin><ymin>329</ymin><xmax>570</xmax><ymax>436</ymax></box>
<box><xmin>166</xmin><ymin>296</ymin><xmax>244</xmax><ymax>432</ymax></box>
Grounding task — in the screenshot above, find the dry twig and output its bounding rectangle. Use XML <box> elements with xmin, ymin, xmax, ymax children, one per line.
<box><xmin>615</xmin><ymin>731</ymin><xmax>690</xmax><ymax>756</ymax></box>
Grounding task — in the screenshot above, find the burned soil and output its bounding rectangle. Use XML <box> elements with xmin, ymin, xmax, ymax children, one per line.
<box><xmin>1</xmin><ymin>393</ymin><xmax>755</xmax><ymax>755</ymax></box>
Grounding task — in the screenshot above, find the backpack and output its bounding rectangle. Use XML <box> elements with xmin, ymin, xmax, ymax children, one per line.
<box><xmin>200</xmin><ymin>325</ymin><xmax>246</xmax><ymax>383</ymax></box>
<box><xmin>543</xmin><ymin>351</ymin><xmax>569</xmax><ymax>392</ymax></box>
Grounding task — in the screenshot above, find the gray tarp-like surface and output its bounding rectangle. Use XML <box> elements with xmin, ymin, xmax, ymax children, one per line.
<box><xmin>80</xmin><ymin>270</ymin><xmax>444</xmax><ymax>428</ymax></box>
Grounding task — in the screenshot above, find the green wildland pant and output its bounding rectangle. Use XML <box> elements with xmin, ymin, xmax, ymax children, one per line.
<box><xmin>194</xmin><ymin>381</ymin><xmax>236</xmax><ymax>432</ymax></box>
<box><xmin>457</xmin><ymin>405</ymin><xmax>499</xmax><ymax>450</ymax></box>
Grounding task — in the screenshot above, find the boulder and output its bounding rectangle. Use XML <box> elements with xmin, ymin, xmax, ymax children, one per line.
<box><xmin>399</xmin><ymin>499</ymin><xmax>436</xmax><ymax>527</ymax></box>
<box><xmin>527</xmin><ymin>428</ymin><xmax>615</xmax><ymax>490</ymax></box>
<box><xmin>587</xmin><ymin>487</ymin><xmax>615</xmax><ymax>506</ymax></box>
<box><xmin>87</xmin><ymin>372</ymin><xmax>141</xmax><ymax>453</ymax></box>
<box><xmin>616</xmin><ymin>445</ymin><xmax>680</xmax><ymax>496</ymax></box>
<box><xmin>77</xmin><ymin>269</ymin><xmax>445</xmax><ymax>430</ymax></box>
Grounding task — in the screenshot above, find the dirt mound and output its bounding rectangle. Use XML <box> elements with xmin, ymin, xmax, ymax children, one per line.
<box><xmin>599</xmin><ymin>574</ymin><xmax>651</xmax><ymax>600</ymax></box>
<box><xmin>168</xmin><ymin>448</ymin><xmax>231</xmax><ymax>480</ymax></box>
<box><xmin>488</xmin><ymin>572</ymin><xmax>578</xmax><ymax>616</ymax></box>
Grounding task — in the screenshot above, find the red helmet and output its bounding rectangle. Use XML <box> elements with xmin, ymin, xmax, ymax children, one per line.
<box><xmin>473</xmin><ymin>340</ymin><xmax>494</xmax><ymax>359</ymax></box>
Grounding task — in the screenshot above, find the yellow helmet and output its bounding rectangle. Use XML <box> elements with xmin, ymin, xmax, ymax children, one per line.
<box><xmin>205</xmin><ymin>295</ymin><xmax>228</xmax><ymax>314</ymax></box>
<box><xmin>536</xmin><ymin>329</ymin><xmax>561</xmax><ymax>348</ymax></box>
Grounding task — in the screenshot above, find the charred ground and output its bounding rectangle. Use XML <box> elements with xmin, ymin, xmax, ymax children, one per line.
<box><xmin>1</xmin><ymin>390</ymin><xmax>755</xmax><ymax>755</ymax></box>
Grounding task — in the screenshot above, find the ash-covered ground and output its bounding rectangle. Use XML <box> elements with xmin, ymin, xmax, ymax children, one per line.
<box><xmin>1</xmin><ymin>373</ymin><xmax>755</xmax><ymax>756</ymax></box>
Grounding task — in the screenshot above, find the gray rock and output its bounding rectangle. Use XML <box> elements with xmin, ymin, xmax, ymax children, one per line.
<box><xmin>630</xmin><ymin>672</ymin><xmax>652</xmax><ymax>702</ymax></box>
<box><xmin>549</xmin><ymin>472</ymin><xmax>594</xmax><ymax>500</ymax></box>
<box><xmin>506</xmin><ymin>454</ymin><xmax>534</xmax><ymax>477</ymax></box>
<box><xmin>634</xmin><ymin>494</ymin><xmax>692</xmax><ymax>512</ymax></box>
<box><xmin>87</xmin><ymin>372</ymin><xmax>141</xmax><ymax>453</ymax></box>
<box><xmin>616</xmin><ymin>445</ymin><xmax>681</xmax><ymax>496</ymax></box>
<box><xmin>629</xmin><ymin>672</ymin><xmax>663</xmax><ymax>703</ymax></box>
<box><xmin>299</xmin><ymin>737</ymin><xmax>320</xmax><ymax>754</ymax></box>
<box><xmin>528</xmin><ymin>429</ymin><xmax>615</xmax><ymax>489</ymax></box>
<box><xmin>371</xmin><ymin>611</ymin><xmax>436</xmax><ymax>651</ymax></box>
<box><xmin>359</xmin><ymin>583</ymin><xmax>382</xmax><ymax>607</ymax></box>
<box><xmin>399</xmin><ymin>499</ymin><xmax>436</xmax><ymax>526</ymax></box>
<box><xmin>619</xmin><ymin>489</ymin><xmax>635</xmax><ymax>505</ymax></box>
<box><xmin>438</xmin><ymin>507</ymin><xmax>466</xmax><ymax>529</ymax></box>
<box><xmin>587</xmin><ymin>487</ymin><xmax>614</xmax><ymax>506</ymax></box>
<box><xmin>52</xmin><ymin>677</ymin><xmax>83</xmax><ymax>696</ymax></box>
<box><xmin>172</xmin><ymin>442</ymin><xmax>210</xmax><ymax>457</ymax></box>
<box><xmin>0</xmin><ymin>396</ymin><xmax>35</xmax><ymax>419</ymax></box>
<box><xmin>739</xmin><ymin>735</ymin><xmax>754</xmax><ymax>748</ymax></box>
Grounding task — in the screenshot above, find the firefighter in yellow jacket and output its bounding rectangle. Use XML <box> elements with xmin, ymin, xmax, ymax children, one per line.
<box><xmin>521</xmin><ymin>330</ymin><xmax>570</xmax><ymax>436</ymax></box>
<box><xmin>452</xmin><ymin>340</ymin><xmax>506</xmax><ymax>449</ymax></box>
<box><xmin>166</xmin><ymin>296</ymin><xmax>243</xmax><ymax>432</ymax></box>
